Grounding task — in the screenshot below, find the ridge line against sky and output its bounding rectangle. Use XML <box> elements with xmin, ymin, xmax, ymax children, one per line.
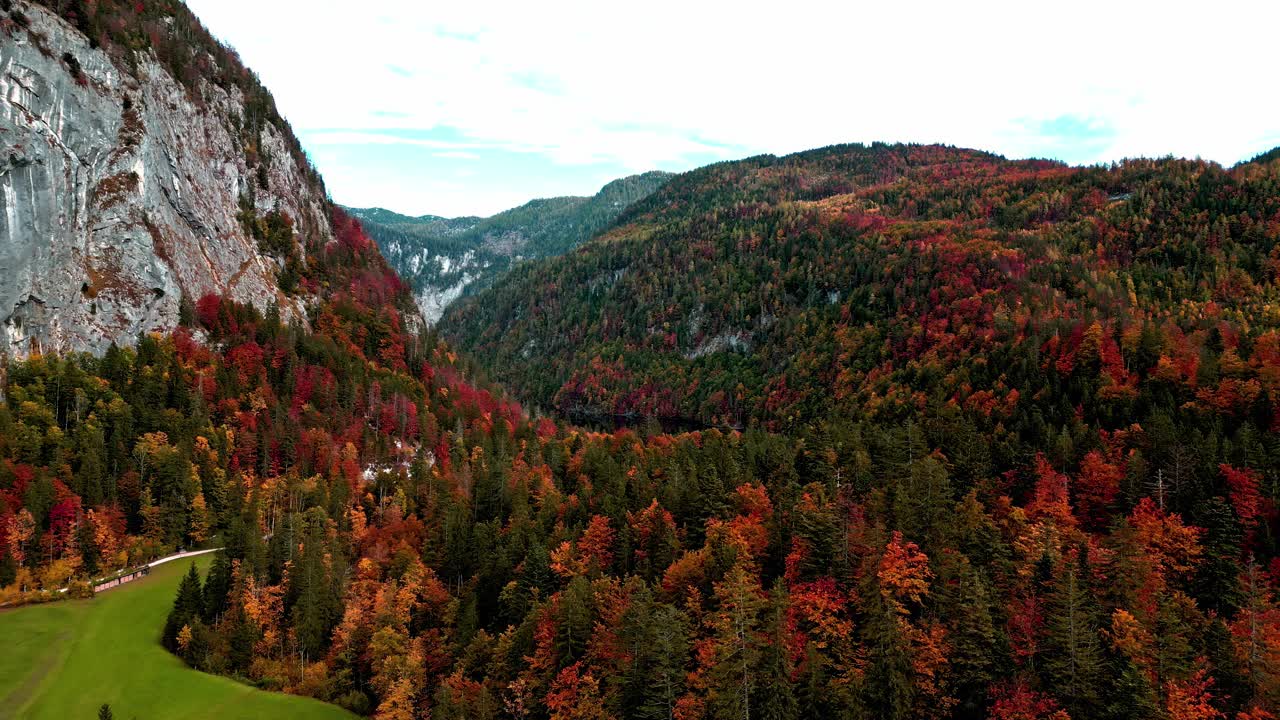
<box><xmin>186</xmin><ymin>0</ymin><xmax>1280</xmax><ymax>218</ymax></box>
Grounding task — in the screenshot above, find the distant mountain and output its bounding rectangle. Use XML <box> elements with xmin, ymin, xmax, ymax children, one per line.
<box><xmin>347</xmin><ymin>170</ymin><xmax>672</xmax><ymax>323</ymax></box>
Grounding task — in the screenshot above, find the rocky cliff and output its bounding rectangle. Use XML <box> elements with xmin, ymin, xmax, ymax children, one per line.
<box><xmin>0</xmin><ymin>0</ymin><xmax>331</xmax><ymax>356</ymax></box>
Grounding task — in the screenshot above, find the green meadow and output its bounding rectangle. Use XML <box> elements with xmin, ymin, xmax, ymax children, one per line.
<box><xmin>0</xmin><ymin>555</ymin><xmax>355</xmax><ymax>720</ymax></box>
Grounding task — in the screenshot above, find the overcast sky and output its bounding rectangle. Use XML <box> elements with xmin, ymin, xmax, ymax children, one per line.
<box><xmin>186</xmin><ymin>0</ymin><xmax>1280</xmax><ymax>218</ymax></box>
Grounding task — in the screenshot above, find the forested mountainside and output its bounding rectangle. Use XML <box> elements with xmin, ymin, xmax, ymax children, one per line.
<box><xmin>7</xmin><ymin>234</ymin><xmax>1280</xmax><ymax>720</ymax></box>
<box><xmin>0</xmin><ymin>148</ymin><xmax>1275</xmax><ymax>720</ymax></box>
<box><xmin>3</xmin><ymin>2</ymin><xmax>1280</xmax><ymax>719</ymax></box>
<box><xmin>444</xmin><ymin>143</ymin><xmax>1280</xmax><ymax>432</ymax></box>
<box><xmin>0</xmin><ymin>0</ymin><xmax>338</xmax><ymax>356</ymax></box>
<box><xmin>352</xmin><ymin>171</ymin><xmax>672</xmax><ymax>324</ymax></box>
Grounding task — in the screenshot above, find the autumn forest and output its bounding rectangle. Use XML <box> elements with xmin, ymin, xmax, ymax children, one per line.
<box><xmin>2</xmin><ymin>2</ymin><xmax>1280</xmax><ymax>720</ymax></box>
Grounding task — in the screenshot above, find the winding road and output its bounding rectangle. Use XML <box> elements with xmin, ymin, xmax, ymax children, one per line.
<box><xmin>89</xmin><ymin>547</ymin><xmax>225</xmax><ymax>593</ymax></box>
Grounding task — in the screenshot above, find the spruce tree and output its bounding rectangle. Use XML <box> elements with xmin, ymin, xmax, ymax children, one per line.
<box><xmin>163</xmin><ymin>563</ymin><xmax>204</xmax><ymax>651</ymax></box>
<box><xmin>290</xmin><ymin>508</ymin><xmax>340</xmax><ymax>658</ymax></box>
<box><xmin>619</xmin><ymin>588</ymin><xmax>689</xmax><ymax>720</ymax></box>
<box><xmin>861</xmin><ymin>588</ymin><xmax>914</xmax><ymax>720</ymax></box>
<box><xmin>939</xmin><ymin>558</ymin><xmax>1001</xmax><ymax>716</ymax></box>
<box><xmin>752</xmin><ymin>586</ymin><xmax>798</xmax><ymax>720</ymax></box>
<box><xmin>707</xmin><ymin>563</ymin><xmax>766</xmax><ymax>720</ymax></box>
<box><xmin>1041</xmin><ymin>547</ymin><xmax>1104</xmax><ymax>716</ymax></box>
<box><xmin>557</xmin><ymin>575</ymin><xmax>595</xmax><ymax>666</ymax></box>
<box><xmin>1194</xmin><ymin>497</ymin><xmax>1244</xmax><ymax>614</ymax></box>
<box><xmin>1104</xmin><ymin>653</ymin><xmax>1160</xmax><ymax>720</ymax></box>
<box><xmin>202</xmin><ymin>551</ymin><xmax>232</xmax><ymax>622</ymax></box>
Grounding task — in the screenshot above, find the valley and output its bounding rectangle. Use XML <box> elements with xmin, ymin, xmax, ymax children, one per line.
<box><xmin>0</xmin><ymin>1</ymin><xmax>1277</xmax><ymax>719</ymax></box>
<box><xmin>352</xmin><ymin>171</ymin><xmax>672</xmax><ymax>324</ymax></box>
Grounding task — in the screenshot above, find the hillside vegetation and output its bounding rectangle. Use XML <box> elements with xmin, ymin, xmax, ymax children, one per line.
<box><xmin>444</xmin><ymin>143</ymin><xmax>1280</xmax><ymax>434</ymax></box>
<box><xmin>0</xmin><ymin>144</ymin><xmax>1271</xmax><ymax>719</ymax></box>
<box><xmin>3</xmin><ymin>3</ymin><xmax>1280</xmax><ymax>718</ymax></box>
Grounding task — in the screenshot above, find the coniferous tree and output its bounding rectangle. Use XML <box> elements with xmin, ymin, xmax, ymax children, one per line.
<box><xmin>1104</xmin><ymin>644</ymin><xmax>1161</xmax><ymax>720</ymax></box>
<box><xmin>557</xmin><ymin>575</ymin><xmax>594</xmax><ymax>666</ymax></box>
<box><xmin>619</xmin><ymin>587</ymin><xmax>689</xmax><ymax>720</ymax></box>
<box><xmin>202</xmin><ymin>551</ymin><xmax>232</xmax><ymax>623</ymax></box>
<box><xmin>1195</xmin><ymin>497</ymin><xmax>1245</xmax><ymax>614</ymax></box>
<box><xmin>861</xmin><ymin>588</ymin><xmax>914</xmax><ymax>720</ymax></box>
<box><xmin>290</xmin><ymin>507</ymin><xmax>341</xmax><ymax>658</ymax></box>
<box><xmin>752</xmin><ymin>585</ymin><xmax>798</xmax><ymax>720</ymax></box>
<box><xmin>1041</xmin><ymin>548</ymin><xmax>1105</xmax><ymax>716</ymax></box>
<box><xmin>163</xmin><ymin>563</ymin><xmax>204</xmax><ymax>651</ymax></box>
<box><xmin>707</xmin><ymin>563</ymin><xmax>766</xmax><ymax>720</ymax></box>
<box><xmin>938</xmin><ymin>556</ymin><xmax>1002</xmax><ymax>717</ymax></box>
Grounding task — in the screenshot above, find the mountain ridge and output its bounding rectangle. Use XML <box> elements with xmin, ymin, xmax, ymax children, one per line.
<box><xmin>442</xmin><ymin>141</ymin><xmax>1280</xmax><ymax>430</ymax></box>
<box><xmin>350</xmin><ymin>170</ymin><xmax>673</xmax><ymax>324</ymax></box>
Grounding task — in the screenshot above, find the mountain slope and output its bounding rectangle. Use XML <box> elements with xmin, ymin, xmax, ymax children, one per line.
<box><xmin>442</xmin><ymin>142</ymin><xmax>1280</xmax><ymax>430</ymax></box>
<box><xmin>0</xmin><ymin>0</ymin><xmax>343</xmax><ymax>356</ymax></box>
<box><xmin>351</xmin><ymin>170</ymin><xmax>672</xmax><ymax>323</ymax></box>
<box><xmin>1</xmin><ymin>6</ymin><xmax>1279</xmax><ymax>715</ymax></box>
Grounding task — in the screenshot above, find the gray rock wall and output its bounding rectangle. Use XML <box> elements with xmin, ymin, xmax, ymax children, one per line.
<box><xmin>0</xmin><ymin>2</ymin><xmax>330</xmax><ymax>356</ymax></box>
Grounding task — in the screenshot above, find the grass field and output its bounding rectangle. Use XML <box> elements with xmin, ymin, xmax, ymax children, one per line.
<box><xmin>0</xmin><ymin>555</ymin><xmax>355</xmax><ymax>720</ymax></box>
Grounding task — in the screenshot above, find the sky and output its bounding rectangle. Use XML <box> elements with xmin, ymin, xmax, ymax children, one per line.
<box><xmin>186</xmin><ymin>0</ymin><xmax>1280</xmax><ymax>218</ymax></box>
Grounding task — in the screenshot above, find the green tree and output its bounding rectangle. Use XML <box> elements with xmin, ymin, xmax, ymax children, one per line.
<box><xmin>557</xmin><ymin>575</ymin><xmax>595</xmax><ymax>666</ymax></box>
<box><xmin>1104</xmin><ymin>654</ymin><xmax>1160</xmax><ymax>720</ymax></box>
<box><xmin>202</xmin><ymin>551</ymin><xmax>233</xmax><ymax>623</ymax></box>
<box><xmin>289</xmin><ymin>507</ymin><xmax>341</xmax><ymax>658</ymax></box>
<box><xmin>619</xmin><ymin>586</ymin><xmax>689</xmax><ymax>720</ymax></box>
<box><xmin>706</xmin><ymin>563</ymin><xmax>766</xmax><ymax>720</ymax></box>
<box><xmin>163</xmin><ymin>563</ymin><xmax>204</xmax><ymax>651</ymax></box>
<box><xmin>752</xmin><ymin>585</ymin><xmax>798</xmax><ymax>720</ymax></box>
<box><xmin>1041</xmin><ymin>549</ymin><xmax>1105</xmax><ymax>716</ymax></box>
<box><xmin>937</xmin><ymin>555</ymin><xmax>1002</xmax><ymax>716</ymax></box>
<box><xmin>1194</xmin><ymin>496</ymin><xmax>1244</xmax><ymax>614</ymax></box>
<box><xmin>860</xmin><ymin>588</ymin><xmax>914</xmax><ymax>720</ymax></box>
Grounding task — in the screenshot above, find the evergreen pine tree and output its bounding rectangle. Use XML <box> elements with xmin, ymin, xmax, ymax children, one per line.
<box><xmin>1041</xmin><ymin>547</ymin><xmax>1104</xmax><ymax>716</ymax></box>
<box><xmin>1203</xmin><ymin>616</ymin><xmax>1252</xmax><ymax>714</ymax></box>
<box><xmin>163</xmin><ymin>563</ymin><xmax>204</xmax><ymax>651</ymax></box>
<box><xmin>861</xmin><ymin>588</ymin><xmax>914</xmax><ymax>719</ymax></box>
<box><xmin>707</xmin><ymin>563</ymin><xmax>766</xmax><ymax>720</ymax></box>
<box><xmin>752</xmin><ymin>585</ymin><xmax>798</xmax><ymax>720</ymax></box>
<box><xmin>1104</xmin><ymin>654</ymin><xmax>1160</xmax><ymax>720</ymax></box>
<box><xmin>202</xmin><ymin>551</ymin><xmax>232</xmax><ymax>622</ymax></box>
<box><xmin>620</xmin><ymin>587</ymin><xmax>689</xmax><ymax>720</ymax></box>
<box><xmin>1195</xmin><ymin>497</ymin><xmax>1245</xmax><ymax>614</ymax></box>
<box><xmin>290</xmin><ymin>508</ymin><xmax>340</xmax><ymax>658</ymax></box>
<box><xmin>939</xmin><ymin>558</ymin><xmax>1002</xmax><ymax>717</ymax></box>
<box><xmin>557</xmin><ymin>575</ymin><xmax>595</xmax><ymax>666</ymax></box>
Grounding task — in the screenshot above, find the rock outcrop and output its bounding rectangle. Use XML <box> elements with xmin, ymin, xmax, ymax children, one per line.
<box><xmin>0</xmin><ymin>1</ymin><xmax>330</xmax><ymax>355</ymax></box>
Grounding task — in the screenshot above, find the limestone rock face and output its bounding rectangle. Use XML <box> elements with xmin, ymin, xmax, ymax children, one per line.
<box><xmin>0</xmin><ymin>2</ymin><xmax>330</xmax><ymax>356</ymax></box>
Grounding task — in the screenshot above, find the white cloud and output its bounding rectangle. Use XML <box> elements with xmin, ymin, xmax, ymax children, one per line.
<box><xmin>186</xmin><ymin>0</ymin><xmax>1280</xmax><ymax>215</ymax></box>
<box><xmin>435</xmin><ymin>151</ymin><xmax>482</xmax><ymax>161</ymax></box>
<box><xmin>301</xmin><ymin>132</ymin><xmax>493</xmax><ymax>151</ymax></box>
